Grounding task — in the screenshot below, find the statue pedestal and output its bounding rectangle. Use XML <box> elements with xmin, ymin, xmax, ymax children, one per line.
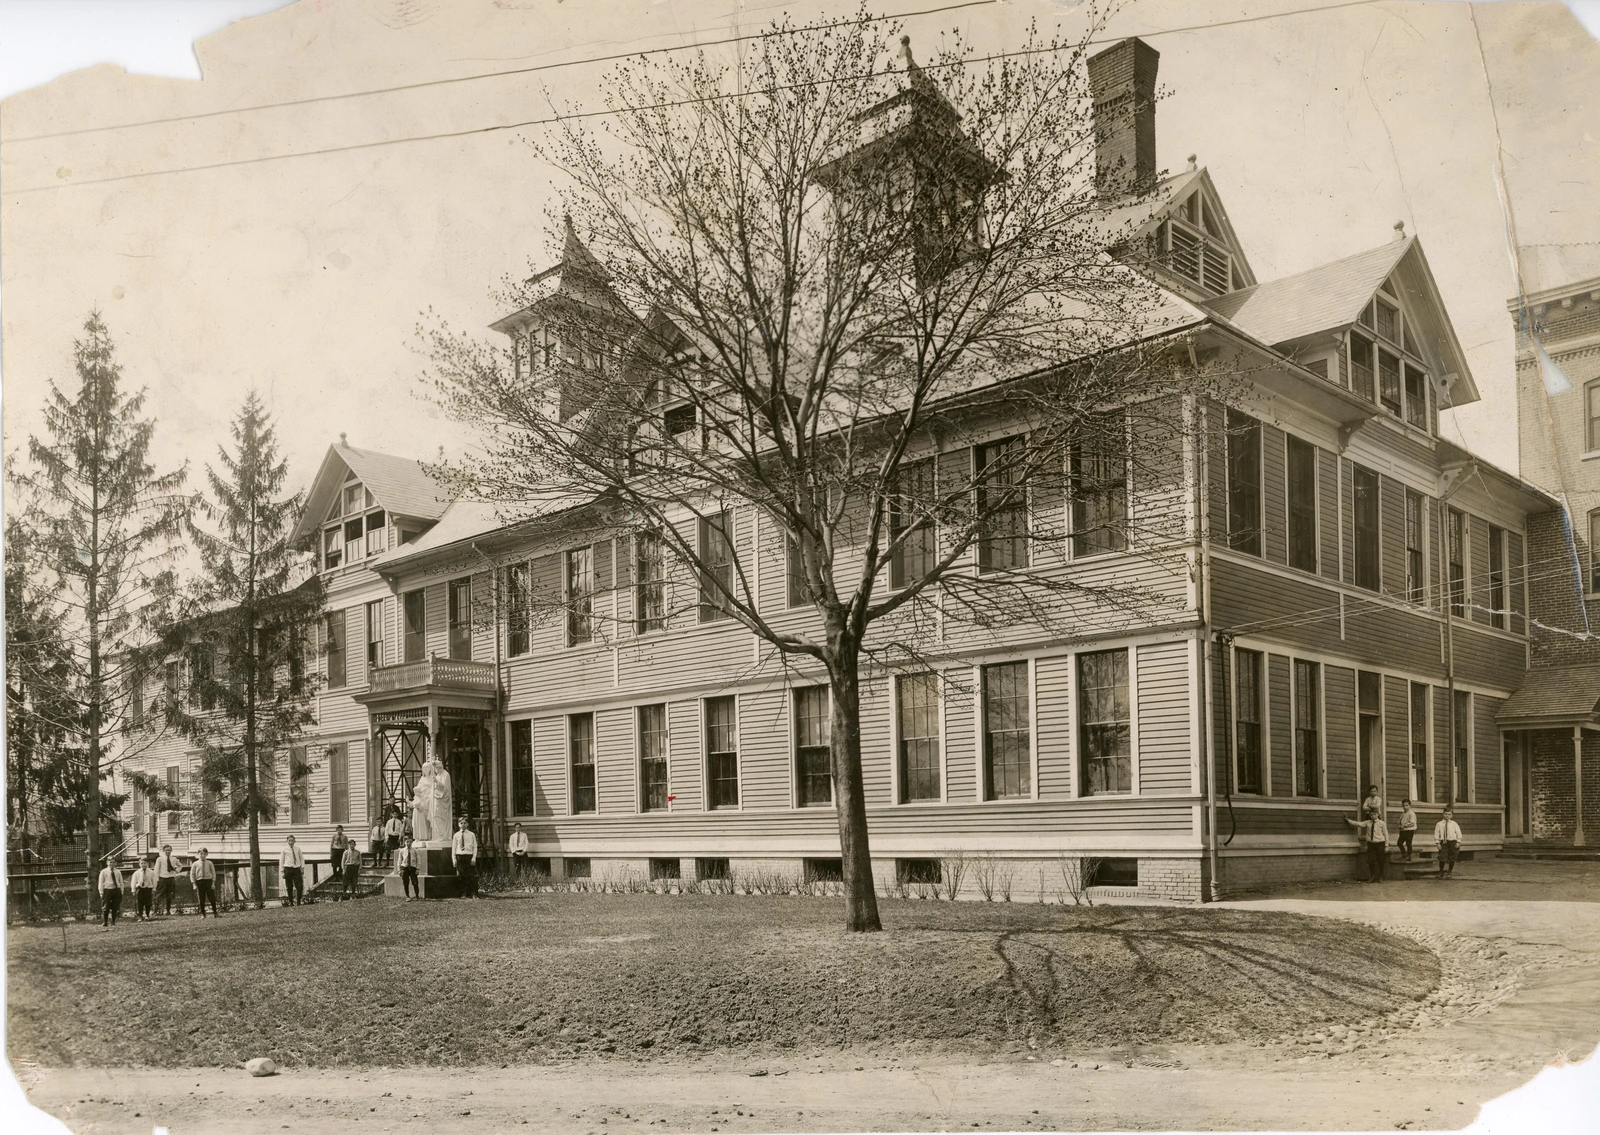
<box><xmin>383</xmin><ymin>845</ymin><xmax>467</xmax><ymax>899</ymax></box>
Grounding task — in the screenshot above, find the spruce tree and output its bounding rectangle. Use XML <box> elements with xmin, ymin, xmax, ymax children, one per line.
<box><xmin>15</xmin><ymin>312</ymin><xmax>188</xmax><ymax>908</ymax></box>
<box><xmin>165</xmin><ymin>392</ymin><xmax>324</xmax><ymax>903</ymax></box>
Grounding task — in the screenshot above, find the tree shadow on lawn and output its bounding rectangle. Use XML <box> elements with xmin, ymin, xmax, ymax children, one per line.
<box><xmin>7</xmin><ymin>895</ymin><xmax>1437</xmax><ymax>1068</ymax></box>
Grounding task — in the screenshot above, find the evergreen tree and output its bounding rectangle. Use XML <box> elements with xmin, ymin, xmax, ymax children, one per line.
<box><xmin>163</xmin><ymin>392</ymin><xmax>324</xmax><ymax>902</ymax></box>
<box><xmin>14</xmin><ymin>312</ymin><xmax>188</xmax><ymax>906</ymax></box>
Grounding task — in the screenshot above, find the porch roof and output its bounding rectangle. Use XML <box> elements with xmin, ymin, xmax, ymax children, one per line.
<box><xmin>1497</xmin><ymin>666</ymin><xmax>1600</xmax><ymax>728</ymax></box>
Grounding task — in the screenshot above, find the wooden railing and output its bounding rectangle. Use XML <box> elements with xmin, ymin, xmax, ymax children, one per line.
<box><xmin>369</xmin><ymin>655</ymin><xmax>496</xmax><ymax>694</ymax></box>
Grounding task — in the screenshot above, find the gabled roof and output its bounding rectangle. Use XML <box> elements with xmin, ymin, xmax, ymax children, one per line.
<box><xmin>1201</xmin><ymin>236</ymin><xmax>1480</xmax><ymax>405</ymax></box>
<box><xmin>290</xmin><ymin>443</ymin><xmax>453</xmax><ymax>544</ymax></box>
<box><xmin>1497</xmin><ymin>666</ymin><xmax>1600</xmax><ymax>727</ymax></box>
<box><xmin>1090</xmin><ymin>167</ymin><xmax>1258</xmax><ymax>291</ymax></box>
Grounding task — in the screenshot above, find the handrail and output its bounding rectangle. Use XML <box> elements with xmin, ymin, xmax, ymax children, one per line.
<box><xmin>369</xmin><ymin>654</ymin><xmax>496</xmax><ymax>694</ymax></box>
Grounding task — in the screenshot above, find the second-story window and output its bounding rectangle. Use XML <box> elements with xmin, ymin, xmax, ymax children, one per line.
<box><xmin>1447</xmin><ymin>507</ymin><xmax>1466</xmax><ymax>617</ymax></box>
<box><xmin>448</xmin><ymin>579</ymin><xmax>473</xmax><ymax>660</ymax></box>
<box><xmin>366</xmin><ymin>600</ymin><xmax>384</xmax><ymax>670</ymax></box>
<box><xmin>403</xmin><ymin>589</ymin><xmax>426</xmax><ymax>662</ymax></box>
<box><xmin>1286</xmin><ymin>436</ymin><xmax>1317</xmax><ymax>573</ymax></box>
<box><xmin>978</xmin><ymin>435</ymin><xmax>1030</xmax><ymax>570</ymax></box>
<box><xmin>698</xmin><ymin>511</ymin><xmax>734</xmax><ymax>623</ymax></box>
<box><xmin>1226</xmin><ymin>410</ymin><xmax>1261</xmax><ymax>556</ymax></box>
<box><xmin>190</xmin><ymin>645</ymin><xmax>216</xmax><ymax>711</ymax></box>
<box><xmin>785</xmin><ymin>535</ymin><xmax>812</xmax><ymax>608</ymax></box>
<box><xmin>1405</xmin><ymin>489</ymin><xmax>1425</xmax><ymax>603</ymax></box>
<box><xmin>1489</xmin><ymin>525</ymin><xmax>1506</xmax><ymax>630</ymax></box>
<box><xmin>1587</xmin><ymin>380</ymin><xmax>1600</xmax><ymax>453</ymax></box>
<box><xmin>1353</xmin><ymin>465</ymin><xmax>1380</xmax><ymax>592</ymax></box>
<box><xmin>634</xmin><ymin>532</ymin><xmax>666</xmax><ymax>633</ymax></box>
<box><xmin>565</xmin><ymin>548</ymin><xmax>593</xmax><ymax>646</ymax></box>
<box><xmin>325</xmin><ymin>612</ymin><xmax>347</xmax><ymax>689</ymax></box>
<box><xmin>1071</xmin><ymin>419</ymin><xmax>1128</xmax><ymax>558</ymax></box>
<box><xmin>506</xmin><ymin>562</ymin><xmax>531</xmax><ymax>655</ymax></box>
<box><xmin>890</xmin><ymin>458</ymin><xmax>936</xmax><ymax>589</ymax></box>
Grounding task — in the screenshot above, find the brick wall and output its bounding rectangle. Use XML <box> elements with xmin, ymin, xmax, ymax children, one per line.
<box><xmin>1525</xmin><ymin>511</ymin><xmax>1600</xmax><ymax>667</ymax></box>
<box><xmin>1525</xmin><ymin>729</ymin><xmax>1600</xmax><ymax>844</ymax></box>
<box><xmin>1216</xmin><ymin>851</ymin><xmax>1357</xmax><ymax>897</ymax></box>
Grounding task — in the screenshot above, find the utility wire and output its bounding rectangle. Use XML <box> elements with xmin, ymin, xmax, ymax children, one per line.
<box><xmin>9</xmin><ymin>0</ymin><xmax>1381</xmax><ymax>196</ymax></box>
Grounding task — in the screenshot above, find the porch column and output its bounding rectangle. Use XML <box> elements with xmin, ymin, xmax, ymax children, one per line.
<box><xmin>1577</xmin><ymin>725</ymin><xmax>1587</xmax><ymax>848</ymax></box>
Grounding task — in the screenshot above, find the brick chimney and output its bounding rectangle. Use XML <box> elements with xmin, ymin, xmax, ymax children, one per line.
<box><xmin>1087</xmin><ymin>37</ymin><xmax>1160</xmax><ymax>197</ymax></box>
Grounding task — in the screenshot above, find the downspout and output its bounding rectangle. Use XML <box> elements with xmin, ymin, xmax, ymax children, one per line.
<box><xmin>1194</xmin><ymin>373</ymin><xmax>1221</xmax><ymax>903</ymax></box>
<box><xmin>471</xmin><ymin>541</ymin><xmax>507</xmax><ymax>850</ymax></box>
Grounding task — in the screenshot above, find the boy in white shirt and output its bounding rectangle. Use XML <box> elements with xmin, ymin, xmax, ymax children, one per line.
<box><xmin>507</xmin><ymin>823</ymin><xmax>529</xmax><ymax>876</ymax></box>
<box><xmin>129</xmin><ymin>855</ymin><xmax>159</xmax><ymax>921</ymax></box>
<box><xmin>1434</xmin><ymin>807</ymin><xmax>1463</xmax><ymax>878</ymax></box>
<box><xmin>395</xmin><ymin>836</ymin><xmax>421</xmax><ymax>900</ymax></box>
<box><xmin>98</xmin><ymin>857</ymin><xmax>125</xmax><ymax>929</ymax></box>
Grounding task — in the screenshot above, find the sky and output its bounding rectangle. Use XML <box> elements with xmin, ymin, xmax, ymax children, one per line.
<box><xmin>2</xmin><ymin>0</ymin><xmax>1598</xmax><ymax>500</ymax></box>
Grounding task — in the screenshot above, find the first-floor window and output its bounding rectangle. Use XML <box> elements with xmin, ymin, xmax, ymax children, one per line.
<box><xmin>257</xmin><ymin>751</ymin><xmax>277</xmax><ymax>824</ymax></box>
<box><xmin>1409</xmin><ymin>683</ymin><xmax>1429</xmax><ymax>804</ymax></box>
<box><xmin>794</xmin><ymin>685</ymin><xmax>832</xmax><ymax>807</ymax></box>
<box><xmin>570</xmin><ymin>713</ymin><xmax>596</xmax><ymax>814</ymax></box>
<box><xmin>1453</xmin><ymin>690</ymin><xmax>1470</xmax><ymax>803</ymax></box>
<box><xmin>1234</xmin><ymin>649</ymin><xmax>1263</xmax><ymax>794</ymax></box>
<box><xmin>705</xmin><ymin>696</ymin><xmax>739</xmax><ymax>808</ymax></box>
<box><xmin>983</xmin><ymin>662</ymin><xmax>1031</xmax><ymax>799</ymax></box>
<box><xmin>639</xmin><ymin>704</ymin><xmax>668</xmax><ymax>812</ymax></box>
<box><xmin>1079</xmin><ymin>650</ymin><xmax>1131</xmax><ymax>795</ymax></box>
<box><xmin>898</xmin><ymin>672</ymin><xmax>941</xmax><ymax>803</ymax></box>
<box><xmin>510</xmin><ymin>719</ymin><xmax>534</xmax><ymax>816</ymax></box>
<box><xmin>328</xmin><ymin>743</ymin><xmax>349</xmax><ymax>824</ymax></box>
<box><xmin>1293</xmin><ymin>660</ymin><xmax>1320</xmax><ymax>796</ymax></box>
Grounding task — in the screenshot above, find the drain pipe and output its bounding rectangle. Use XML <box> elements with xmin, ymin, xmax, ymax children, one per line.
<box><xmin>1196</xmin><ymin>392</ymin><xmax>1221</xmax><ymax>903</ymax></box>
<box><xmin>471</xmin><ymin>541</ymin><xmax>506</xmax><ymax>849</ymax></box>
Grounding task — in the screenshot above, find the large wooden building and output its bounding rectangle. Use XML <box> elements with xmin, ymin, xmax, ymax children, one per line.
<box><xmin>115</xmin><ymin>37</ymin><xmax>1555</xmax><ymax>899</ymax></box>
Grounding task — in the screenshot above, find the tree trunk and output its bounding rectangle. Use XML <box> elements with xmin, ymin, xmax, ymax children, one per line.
<box><xmin>85</xmin><ymin>534</ymin><xmax>102</xmax><ymax>917</ymax></box>
<box><xmin>246</xmin><ymin>623</ymin><xmax>263</xmax><ymax>904</ymax></box>
<box><xmin>827</xmin><ymin>640</ymin><xmax>882</xmax><ymax>933</ymax></box>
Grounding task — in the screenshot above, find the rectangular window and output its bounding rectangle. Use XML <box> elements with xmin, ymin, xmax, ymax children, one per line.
<box><xmin>803</xmin><ymin>857</ymin><xmax>843</xmax><ymax>883</ymax></box>
<box><xmin>328</xmin><ymin>742</ymin><xmax>349</xmax><ymax>824</ymax></box>
<box><xmin>1294</xmin><ymin>660</ymin><xmax>1320</xmax><ymax>797</ymax></box>
<box><xmin>639</xmin><ymin>704</ymin><xmax>669</xmax><ymax>813</ymax></box>
<box><xmin>365</xmin><ymin>510</ymin><xmax>387</xmax><ymax>556</ymax></box>
<box><xmin>983</xmin><ymin>662</ymin><xmax>1031</xmax><ymax>799</ymax></box>
<box><xmin>794</xmin><ymin>685</ymin><xmax>832</xmax><ymax>807</ymax></box>
<box><xmin>191</xmin><ymin>646</ymin><xmax>216</xmax><ymax>711</ymax></box>
<box><xmin>1404</xmin><ymin>364</ymin><xmax>1428</xmax><ymax>429</ymax></box>
<box><xmin>564</xmin><ymin>857</ymin><xmax>592</xmax><ymax>880</ymax></box>
<box><xmin>1375</xmin><ymin>298</ymin><xmax>1397</xmax><ymax>342</ymax></box>
<box><xmin>1353</xmin><ymin>465</ymin><xmax>1380</xmax><ymax>592</ymax></box>
<box><xmin>128</xmin><ymin>669</ymin><xmax>144</xmax><ymax>727</ymax></box>
<box><xmin>325</xmin><ymin>612</ymin><xmax>347</xmax><ymax>689</ymax></box>
<box><xmin>785</xmin><ymin>535</ymin><xmax>811</xmax><ymax>608</ymax></box>
<box><xmin>649</xmin><ymin>858</ymin><xmax>681</xmax><ymax>882</ymax></box>
<box><xmin>164</xmin><ymin>660</ymin><xmax>181</xmax><ymax>707</ymax></box>
<box><xmin>344</xmin><ymin>517</ymin><xmax>364</xmax><ymax>564</ymax></box>
<box><xmin>511</xmin><ymin>719</ymin><xmax>534</xmax><ymax>816</ymax></box>
<box><xmin>366</xmin><ymin>600</ymin><xmax>384</xmax><ymax>671</ymax></box>
<box><xmin>979</xmin><ymin>435</ymin><xmax>1031</xmax><ymax>569</ymax></box>
<box><xmin>1378</xmin><ymin>349</ymin><xmax>1402</xmax><ymax>416</ymax></box>
<box><xmin>290</xmin><ymin>747</ymin><xmax>309</xmax><ymax>824</ymax></box>
<box><xmin>403</xmin><ymin>590</ymin><xmax>426</xmax><ymax>662</ymax></box>
<box><xmin>1286</xmin><ymin>435</ymin><xmax>1317</xmax><ymax>572</ymax></box>
<box><xmin>897</xmin><ymin>672</ymin><xmax>941</xmax><ymax>803</ymax></box>
<box><xmin>1488</xmin><ymin>525</ymin><xmax>1506</xmax><ymax>630</ymax></box>
<box><xmin>1405</xmin><ymin>489</ymin><xmax>1425</xmax><ymax>603</ymax></box>
<box><xmin>1447</xmin><ymin>507</ymin><xmax>1466</xmax><ymax>617</ymax></box>
<box><xmin>705</xmin><ymin>696</ymin><xmax>739</xmax><ymax>809</ymax></box>
<box><xmin>166</xmin><ymin>765</ymin><xmax>181</xmax><ymax>831</ymax></box>
<box><xmin>890</xmin><ymin>458</ymin><xmax>936</xmax><ymax>589</ymax></box>
<box><xmin>1071</xmin><ymin>419</ymin><xmax>1129</xmax><ymax>558</ymax></box>
<box><xmin>506</xmin><ymin>562</ymin><xmax>531</xmax><ymax>656</ymax></box>
<box><xmin>1589</xmin><ymin>381</ymin><xmax>1600</xmax><ymax>452</ymax></box>
<box><xmin>1079</xmin><ymin>650</ymin><xmax>1131</xmax><ymax>795</ymax></box>
<box><xmin>1234</xmin><ymin>649</ymin><xmax>1263</xmax><ymax>794</ymax></box>
<box><xmin>634</xmin><ymin>532</ymin><xmax>666</xmax><ymax>633</ymax></box>
<box><xmin>565</xmin><ymin>547</ymin><xmax>593</xmax><ymax>646</ymax></box>
<box><xmin>1453</xmin><ymin>690</ymin><xmax>1470</xmax><ymax>803</ymax></box>
<box><xmin>448</xmin><ymin>578</ymin><xmax>474</xmax><ymax>660</ymax></box>
<box><xmin>323</xmin><ymin>526</ymin><xmax>342</xmax><ymax>571</ymax></box>
<box><xmin>696</xmin><ymin>857</ymin><xmax>730</xmax><ymax>881</ymax></box>
<box><xmin>897</xmin><ymin>858</ymin><xmax>942</xmax><ymax>885</ymax></box>
<box><xmin>1591</xmin><ymin>512</ymin><xmax>1600</xmax><ymax>596</ymax></box>
<box><xmin>1226</xmin><ymin>410</ymin><xmax>1262</xmax><ymax>556</ymax></box>
<box><xmin>698</xmin><ymin>512</ymin><xmax>734</xmax><ymax>623</ymax></box>
<box><xmin>569</xmin><ymin>713</ymin><xmax>596</xmax><ymax>814</ymax></box>
<box><xmin>1350</xmin><ymin>333</ymin><xmax>1375</xmax><ymax>403</ymax></box>
<box><xmin>1409</xmin><ymin>683</ymin><xmax>1429</xmax><ymax>804</ymax></box>
<box><xmin>258</xmin><ymin>751</ymin><xmax>277</xmax><ymax>825</ymax></box>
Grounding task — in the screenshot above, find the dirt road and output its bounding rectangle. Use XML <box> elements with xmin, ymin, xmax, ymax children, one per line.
<box><xmin>14</xmin><ymin>871</ymin><xmax>1599</xmax><ymax>1133</ymax></box>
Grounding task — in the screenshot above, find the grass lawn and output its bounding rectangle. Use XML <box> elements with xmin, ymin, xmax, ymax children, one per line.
<box><xmin>7</xmin><ymin>893</ymin><xmax>1437</xmax><ymax>1068</ymax></box>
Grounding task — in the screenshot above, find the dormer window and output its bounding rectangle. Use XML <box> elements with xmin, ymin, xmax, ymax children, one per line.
<box><xmin>322</xmin><ymin>475</ymin><xmax>387</xmax><ymax>571</ymax></box>
<box><xmin>1347</xmin><ymin>289</ymin><xmax>1432</xmax><ymax>434</ymax></box>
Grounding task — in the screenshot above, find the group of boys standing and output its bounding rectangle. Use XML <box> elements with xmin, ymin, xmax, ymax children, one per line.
<box><xmin>1346</xmin><ymin>786</ymin><xmax>1465</xmax><ymax>882</ymax></box>
<box><xmin>96</xmin><ymin>843</ymin><xmax>223</xmax><ymax>928</ymax></box>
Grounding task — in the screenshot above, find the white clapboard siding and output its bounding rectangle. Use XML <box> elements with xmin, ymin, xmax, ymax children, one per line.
<box><xmin>1135</xmin><ymin>640</ymin><xmax>1191</xmax><ymax>794</ymax></box>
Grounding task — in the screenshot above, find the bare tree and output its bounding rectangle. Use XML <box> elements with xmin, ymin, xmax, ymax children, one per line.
<box><xmin>423</xmin><ymin>9</ymin><xmax>1199</xmax><ymax>931</ymax></box>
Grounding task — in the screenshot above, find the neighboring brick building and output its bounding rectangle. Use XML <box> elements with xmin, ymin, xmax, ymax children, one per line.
<box><xmin>1500</xmin><ymin>262</ymin><xmax>1600</xmax><ymax>848</ymax></box>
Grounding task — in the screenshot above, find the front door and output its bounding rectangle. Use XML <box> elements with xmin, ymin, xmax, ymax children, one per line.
<box><xmin>440</xmin><ymin>717</ymin><xmax>490</xmax><ymax>825</ymax></box>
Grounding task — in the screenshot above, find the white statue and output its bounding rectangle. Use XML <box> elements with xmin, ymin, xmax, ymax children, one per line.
<box><xmin>408</xmin><ymin>756</ymin><xmax>453</xmax><ymax>845</ymax></box>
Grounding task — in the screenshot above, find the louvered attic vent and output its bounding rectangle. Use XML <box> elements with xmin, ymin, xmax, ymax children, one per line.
<box><xmin>1155</xmin><ymin>193</ymin><xmax>1232</xmax><ymax>295</ymax></box>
